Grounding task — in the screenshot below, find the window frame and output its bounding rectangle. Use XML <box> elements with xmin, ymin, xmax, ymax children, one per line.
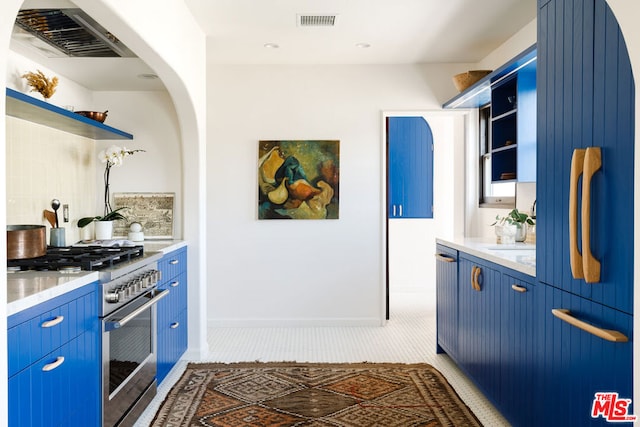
<box><xmin>478</xmin><ymin>103</ymin><xmax>515</xmax><ymax>208</ymax></box>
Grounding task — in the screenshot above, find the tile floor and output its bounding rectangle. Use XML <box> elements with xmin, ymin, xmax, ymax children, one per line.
<box><xmin>134</xmin><ymin>292</ymin><xmax>510</xmax><ymax>426</ymax></box>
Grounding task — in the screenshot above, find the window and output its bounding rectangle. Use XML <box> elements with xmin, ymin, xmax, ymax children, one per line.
<box><xmin>479</xmin><ymin>104</ymin><xmax>515</xmax><ymax>207</ymax></box>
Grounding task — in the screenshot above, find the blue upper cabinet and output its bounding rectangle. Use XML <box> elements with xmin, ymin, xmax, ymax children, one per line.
<box><xmin>537</xmin><ymin>0</ymin><xmax>634</xmax><ymax>314</ymax></box>
<box><xmin>387</xmin><ymin>116</ymin><xmax>434</xmax><ymax>219</ymax></box>
<box><xmin>444</xmin><ymin>46</ymin><xmax>536</xmax><ymax>184</ymax></box>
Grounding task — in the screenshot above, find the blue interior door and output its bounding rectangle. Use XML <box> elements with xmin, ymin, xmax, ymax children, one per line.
<box><xmin>387</xmin><ymin>116</ymin><xmax>434</xmax><ymax>218</ymax></box>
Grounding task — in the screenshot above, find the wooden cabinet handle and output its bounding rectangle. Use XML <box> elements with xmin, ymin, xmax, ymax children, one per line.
<box><xmin>569</xmin><ymin>149</ymin><xmax>585</xmax><ymax>279</ymax></box>
<box><xmin>511</xmin><ymin>284</ymin><xmax>527</xmax><ymax>293</ymax></box>
<box><xmin>474</xmin><ymin>267</ymin><xmax>482</xmax><ymax>291</ymax></box>
<box><xmin>42</xmin><ymin>356</ymin><xmax>65</xmax><ymax>372</ymax></box>
<box><xmin>582</xmin><ymin>147</ymin><xmax>601</xmax><ymax>283</ymax></box>
<box><xmin>41</xmin><ymin>315</ymin><xmax>64</xmax><ymax>328</ymax></box>
<box><xmin>435</xmin><ymin>254</ymin><xmax>455</xmax><ymax>263</ymax></box>
<box><xmin>470</xmin><ymin>266</ymin><xmax>481</xmax><ymax>291</ymax></box>
<box><xmin>170</xmin><ymin>281</ymin><xmax>180</xmax><ymax>287</ymax></box>
<box><xmin>169</xmin><ymin>259</ymin><xmax>179</xmax><ymax>265</ymax></box>
<box><xmin>552</xmin><ymin>309</ymin><xmax>627</xmax><ymax>342</ymax></box>
<box><xmin>170</xmin><ymin>322</ymin><xmax>180</xmax><ymax>329</ymax></box>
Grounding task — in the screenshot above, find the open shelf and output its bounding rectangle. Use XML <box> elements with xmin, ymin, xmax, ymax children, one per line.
<box><xmin>6</xmin><ymin>88</ymin><xmax>133</xmax><ymax>140</ymax></box>
<box><xmin>442</xmin><ymin>44</ymin><xmax>536</xmax><ymax>109</ymax></box>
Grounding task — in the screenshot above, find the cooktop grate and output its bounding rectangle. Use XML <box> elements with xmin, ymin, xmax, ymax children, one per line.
<box><xmin>8</xmin><ymin>245</ymin><xmax>145</xmax><ymax>271</ymax></box>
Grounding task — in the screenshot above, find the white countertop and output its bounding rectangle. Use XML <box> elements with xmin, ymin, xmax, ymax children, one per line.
<box><xmin>7</xmin><ymin>271</ymin><xmax>99</xmax><ymax>316</ymax></box>
<box><xmin>436</xmin><ymin>237</ymin><xmax>536</xmax><ymax>277</ymax></box>
<box><xmin>7</xmin><ymin>240</ymin><xmax>187</xmax><ymax>317</ymax></box>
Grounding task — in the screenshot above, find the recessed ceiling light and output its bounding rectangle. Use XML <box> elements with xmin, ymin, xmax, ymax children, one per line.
<box><xmin>356</xmin><ymin>43</ymin><xmax>371</xmax><ymax>49</ymax></box>
<box><xmin>137</xmin><ymin>73</ymin><xmax>158</xmax><ymax>80</ymax></box>
<box><xmin>264</xmin><ymin>43</ymin><xmax>280</xmax><ymax>49</ymax></box>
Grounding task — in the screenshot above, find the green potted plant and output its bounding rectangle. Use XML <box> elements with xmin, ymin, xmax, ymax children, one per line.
<box><xmin>492</xmin><ymin>208</ymin><xmax>535</xmax><ymax>243</ymax></box>
<box><xmin>78</xmin><ymin>145</ymin><xmax>144</xmax><ymax>239</ymax></box>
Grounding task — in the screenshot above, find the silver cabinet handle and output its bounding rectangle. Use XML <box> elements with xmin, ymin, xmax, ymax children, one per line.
<box><xmin>170</xmin><ymin>281</ymin><xmax>179</xmax><ymax>287</ymax></box>
<box><xmin>42</xmin><ymin>356</ymin><xmax>64</xmax><ymax>372</ymax></box>
<box><xmin>392</xmin><ymin>205</ymin><xmax>396</xmax><ymax>216</ymax></box>
<box><xmin>41</xmin><ymin>315</ymin><xmax>64</xmax><ymax>328</ymax></box>
<box><xmin>169</xmin><ymin>259</ymin><xmax>179</xmax><ymax>265</ymax></box>
<box><xmin>399</xmin><ymin>204</ymin><xmax>403</xmax><ymax>217</ymax></box>
<box><xmin>170</xmin><ymin>322</ymin><xmax>180</xmax><ymax>329</ymax></box>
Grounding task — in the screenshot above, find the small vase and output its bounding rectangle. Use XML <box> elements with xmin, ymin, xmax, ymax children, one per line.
<box><xmin>95</xmin><ymin>221</ymin><xmax>113</xmax><ymax>240</ymax></box>
<box><xmin>515</xmin><ymin>224</ymin><xmax>527</xmax><ymax>242</ymax></box>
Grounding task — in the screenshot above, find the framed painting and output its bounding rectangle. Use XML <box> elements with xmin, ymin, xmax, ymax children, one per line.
<box><xmin>258</xmin><ymin>140</ymin><xmax>339</xmax><ymax>220</ymax></box>
<box><xmin>112</xmin><ymin>192</ymin><xmax>175</xmax><ymax>239</ymax></box>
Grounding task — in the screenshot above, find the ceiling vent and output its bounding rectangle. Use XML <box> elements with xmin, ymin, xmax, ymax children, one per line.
<box><xmin>14</xmin><ymin>9</ymin><xmax>136</xmax><ymax>58</ymax></box>
<box><xmin>297</xmin><ymin>14</ymin><xmax>338</xmax><ymax>27</ymax></box>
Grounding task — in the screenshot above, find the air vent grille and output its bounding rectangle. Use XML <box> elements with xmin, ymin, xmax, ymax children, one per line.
<box><xmin>298</xmin><ymin>15</ymin><xmax>337</xmax><ymax>27</ymax></box>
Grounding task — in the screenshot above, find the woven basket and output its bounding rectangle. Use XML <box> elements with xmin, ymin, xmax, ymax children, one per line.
<box><xmin>452</xmin><ymin>70</ymin><xmax>492</xmax><ymax>92</ymax></box>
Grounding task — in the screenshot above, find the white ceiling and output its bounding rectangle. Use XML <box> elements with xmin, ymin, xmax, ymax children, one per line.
<box><xmin>10</xmin><ymin>0</ymin><xmax>536</xmax><ymax>91</ymax></box>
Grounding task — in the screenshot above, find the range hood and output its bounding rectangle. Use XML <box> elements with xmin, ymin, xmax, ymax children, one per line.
<box><xmin>13</xmin><ymin>8</ymin><xmax>136</xmax><ymax>58</ymax></box>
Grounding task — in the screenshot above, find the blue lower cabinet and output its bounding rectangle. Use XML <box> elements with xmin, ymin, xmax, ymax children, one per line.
<box><xmin>457</xmin><ymin>256</ymin><xmax>502</xmax><ymax>400</ymax></box>
<box><xmin>498</xmin><ymin>274</ymin><xmax>540</xmax><ymax>427</ymax></box>
<box><xmin>435</xmin><ymin>245</ymin><xmax>458</xmax><ymax>355</ymax></box>
<box><xmin>8</xmin><ymin>283</ymin><xmax>100</xmax><ymax>427</ymax></box>
<box><xmin>157</xmin><ymin>247</ymin><xmax>188</xmax><ymax>384</ymax></box>
<box><xmin>539</xmin><ymin>284</ymin><xmax>633</xmax><ymax>427</ymax></box>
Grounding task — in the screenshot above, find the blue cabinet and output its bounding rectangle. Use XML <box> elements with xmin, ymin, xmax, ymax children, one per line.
<box><xmin>457</xmin><ymin>255</ymin><xmax>502</xmax><ymax>400</ymax></box>
<box><xmin>435</xmin><ymin>245</ymin><xmax>458</xmax><ymax>356</ymax></box>
<box><xmin>157</xmin><ymin>247</ymin><xmax>188</xmax><ymax>384</ymax></box>
<box><xmin>436</xmin><ymin>247</ymin><xmax>542</xmax><ymax>427</ymax></box>
<box><xmin>537</xmin><ymin>0</ymin><xmax>634</xmax><ymax>314</ymax></box>
<box><xmin>387</xmin><ymin>116</ymin><xmax>433</xmax><ymax>218</ymax></box>
<box><xmin>538</xmin><ymin>285</ymin><xmax>633</xmax><ymax>426</ymax></box>
<box><xmin>490</xmin><ymin>59</ymin><xmax>537</xmax><ymax>183</ymax></box>
<box><xmin>536</xmin><ymin>0</ymin><xmax>634</xmax><ymax>424</ymax></box>
<box><xmin>498</xmin><ymin>273</ymin><xmax>541</xmax><ymax>427</ymax></box>
<box><xmin>8</xmin><ymin>283</ymin><xmax>100</xmax><ymax>427</ymax></box>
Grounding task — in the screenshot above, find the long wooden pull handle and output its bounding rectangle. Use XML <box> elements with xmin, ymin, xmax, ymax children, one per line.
<box><xmin>471</xmin><ymin>266</ymin><xmax>477</xmax><ymax>290</ymax></box>
<box><xmin>569</xmin><ymin>149</ymin><xmax>585</xmax><ymax>279</ymax></box>
<box><xmin>552</xmin><ymin>309</ymin><xmax>627</xmax><ymax>342</ymax></box>
<box><xmin>582</xmin><ymin>147</ymin><xmax>601</xmax><ymax>283</ymax></box>
<box><xmin>435</xmin><ymin>254</ymin><xmax>455</xmax><ymax>263</ymax></box>
<box><xmin>511</xmin><ymin>284</ymin><xmax>527</xmax><ymax>293</ymax></box>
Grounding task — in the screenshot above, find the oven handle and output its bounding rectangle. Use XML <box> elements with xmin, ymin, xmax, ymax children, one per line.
<box><xmin>105</xmin><ymin>289</ymin><xmax>169</xmax><ymax>331</ymax></box>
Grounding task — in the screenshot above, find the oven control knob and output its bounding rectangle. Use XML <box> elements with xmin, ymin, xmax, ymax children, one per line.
<box><xmin>117</xmin><ymin>287</ymin><xmax>127</xmax><ymax>300</ymax></box>
<box><xmin>105</xmin><ymin>292</ymin><xmax>119</xmax><ymax>303</ymax></box>
<box><xmin>141</xmin><ymin>275</ymin><xmax>151</xmax><ymax>288</ymax></box>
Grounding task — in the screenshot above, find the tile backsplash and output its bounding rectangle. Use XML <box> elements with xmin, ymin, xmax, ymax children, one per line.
<box><xmin>6</xmin><ymin>116</ymin><xmax>97</xmax><ymax>245</ymax></box>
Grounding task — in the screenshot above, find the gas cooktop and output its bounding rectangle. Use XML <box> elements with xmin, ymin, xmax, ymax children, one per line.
<box><xmin>7</xmin><ymin>245</ymin><xmax>145</xmax><ymax>272</ymax></box>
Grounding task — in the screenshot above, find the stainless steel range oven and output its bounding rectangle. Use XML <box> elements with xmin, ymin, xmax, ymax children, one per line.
<box><xmin>98</xmin><ymin>251</ymin><xmax>165</xmax><ymax>427</ymax></box>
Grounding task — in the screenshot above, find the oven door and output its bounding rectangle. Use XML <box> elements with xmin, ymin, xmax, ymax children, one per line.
<box><xmin>102</xmin><ymin>288</ymin><xmax>168</xmax><ymax>427</ymax></box>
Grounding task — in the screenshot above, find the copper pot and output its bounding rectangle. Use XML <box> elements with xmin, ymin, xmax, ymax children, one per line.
<box><xmin>7</xmin><ymin>225</ymin><xmax>46</xmax><ymax>260</ymax></box>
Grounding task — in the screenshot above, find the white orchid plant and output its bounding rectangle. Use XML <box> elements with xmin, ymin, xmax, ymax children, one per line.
<box><xmin>78</xmin><ymin>145</ymin><xmax>145</xmax><ymax>228</ymax></box>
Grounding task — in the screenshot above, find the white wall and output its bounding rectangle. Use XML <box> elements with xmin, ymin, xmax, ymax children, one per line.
<box><xmin>207</xmin><ymin>64</ymin><xmax>467</xmax><ymax>326</ymax></box>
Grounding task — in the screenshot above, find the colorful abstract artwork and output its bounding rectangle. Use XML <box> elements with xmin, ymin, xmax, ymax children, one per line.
<box><xmin>258</xmin><ymin>140</ymin><xmax>339</xmax><ymax>220</ymax></box>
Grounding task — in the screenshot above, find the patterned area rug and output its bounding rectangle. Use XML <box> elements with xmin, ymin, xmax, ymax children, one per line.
<box><xmin>151</xmin><ymin>362</ymin><xmax>482</xmax><ymax>427</ymax></box>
